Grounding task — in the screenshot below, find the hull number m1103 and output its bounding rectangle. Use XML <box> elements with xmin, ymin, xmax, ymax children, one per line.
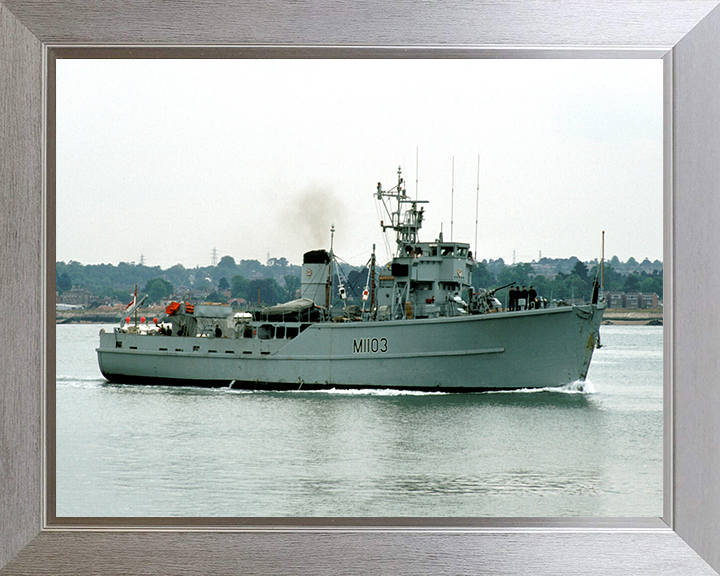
<box><xmin>353</xmin><ymin>337</ymin><xmax>388</xmax><ymax>354</ymax></box>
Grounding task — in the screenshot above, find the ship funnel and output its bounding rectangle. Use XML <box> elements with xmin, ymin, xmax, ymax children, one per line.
<box><xmin>300</xmin><ymin>249</ymin><xmax>330</xmax><ymax>307</ymax></box>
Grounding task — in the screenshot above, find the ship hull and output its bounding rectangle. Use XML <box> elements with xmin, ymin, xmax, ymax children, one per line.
<box><xmin>97</xmin><ymin>304</ymin><xmax>604</xmax><ymax>392</ymax></box>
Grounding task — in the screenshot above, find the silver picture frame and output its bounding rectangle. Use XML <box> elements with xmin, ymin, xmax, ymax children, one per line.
<box><xmin>2</xmin><ymin>1</ymin><xmax>720</xmax><ymax>574</ymax></box>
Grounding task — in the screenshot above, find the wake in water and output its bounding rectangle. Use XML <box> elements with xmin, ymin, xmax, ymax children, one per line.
<box><xmin>57</xmin><ymin>376</ymin><xmax>595</xmax><ymax>396</ymax></box>
<box><xmin>223</xmin><ymin>381</ymin><xmax>595</xmax><ymax>397</ymax></box>
<box><xmin>224</xmin><ymin>387</ymin><xmax>450</xmax><ymax>397</ymax></box>
<box><xmin>486</xmin><ymin>379</ymin><xmax>596</xmax><ymax>395</ymax></box>
<box><xmin>56</xmin><ymin>376</ymin><xmax>106</xmax><ymax>388</ymax></box>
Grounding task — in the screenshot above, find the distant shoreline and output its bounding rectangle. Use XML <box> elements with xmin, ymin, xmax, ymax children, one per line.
<box><xmin>602</xmin><ymin>308</ymin><xmax>663</xmax><ymax>326</ymax></box>
<box><xmin>56</xmin><ymin>307</ymin><xmax>663</xmax><ymax>325</ymax></box>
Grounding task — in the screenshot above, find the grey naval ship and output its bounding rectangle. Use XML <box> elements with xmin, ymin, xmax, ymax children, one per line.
<box><xmin>97</xmin><ymin>168</ymin><xmax>605</xmax><ymax>392</ymax></box>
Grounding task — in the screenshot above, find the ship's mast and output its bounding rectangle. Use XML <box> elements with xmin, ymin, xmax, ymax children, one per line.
<box><xmin>326</xmin><ymin>224</ymin><xmax>335</xmax><ymax>309</ymax></box>
<box><xmin>376</xmin><ymin>166</ymin><xmax>427</xmax><ymax>255</ymax></box>
<box><xmin>601</xmin><ymin>230</ymin><xmax>605</xmax><ymax>290</ymax></box>
<box><xmin>450</xmin><ymin>156</ymin><xmax>454</xmax><ymax>242</ymax></box>
<box><xmin>475</xmin><ymin>154</ymin><xmax>480</xmax><ymax>258</ymax></box>
<box><xmin>370</xmin><ymin>244</ymin><xmax>376</xmax><ymax>312</ymax></box>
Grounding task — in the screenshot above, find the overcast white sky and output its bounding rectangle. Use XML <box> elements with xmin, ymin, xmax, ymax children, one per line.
<box><xmin>56</xmin><ymin>59</ymin><xmax>662</xmax><ymax>269</ymax></box>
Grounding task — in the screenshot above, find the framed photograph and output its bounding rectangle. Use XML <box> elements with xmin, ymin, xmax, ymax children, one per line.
<box><xmin>2</xmin><ymin>1</ymin><xmax>720</xmax><ymax>574</ymax></box>
<box><xmin>51</xmin><ymin>56</ymin><xmax>665</xmax><ymax>521</ymax></box>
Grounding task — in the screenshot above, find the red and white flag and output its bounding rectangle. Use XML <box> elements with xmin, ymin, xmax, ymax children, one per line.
<box><xmin>126</xmin><ymin>284</ymin><xmax>138</xmax><ymax>310</ymax></box>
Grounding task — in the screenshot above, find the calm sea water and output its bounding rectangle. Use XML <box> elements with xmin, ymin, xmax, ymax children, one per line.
<box><xmin>56</xmin><ymin>323</ymin><xmax>662</xmax><ymax>517</ymax></box>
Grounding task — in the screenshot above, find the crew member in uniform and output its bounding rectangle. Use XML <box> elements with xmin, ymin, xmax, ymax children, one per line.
<box><xmin>528</xmin><ymin>286</ymin><xmax>537</xmax><ymax>309</ymax></box>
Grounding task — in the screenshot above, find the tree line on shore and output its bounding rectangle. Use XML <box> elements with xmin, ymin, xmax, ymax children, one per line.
<box><xmin>56</xmin><ymin>256</ymin><xmax>302</xmax><ymax>307</ymax></box>
<box><xmin>56</xmin><ymin>254</ymin><xmax>662</xmax><ymax>309</ymax></box>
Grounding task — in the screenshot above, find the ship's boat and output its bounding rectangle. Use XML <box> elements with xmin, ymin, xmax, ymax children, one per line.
<box><xmin>97</xmin><ymin>168</ymin><xmax>605</xmax><ymax>391</ymax></box>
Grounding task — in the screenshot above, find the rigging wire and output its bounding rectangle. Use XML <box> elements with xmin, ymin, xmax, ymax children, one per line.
<box><xmin>331</xmin><ymin>255</ymin><xmax>364</xmax><ymax>301</ymax></box>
